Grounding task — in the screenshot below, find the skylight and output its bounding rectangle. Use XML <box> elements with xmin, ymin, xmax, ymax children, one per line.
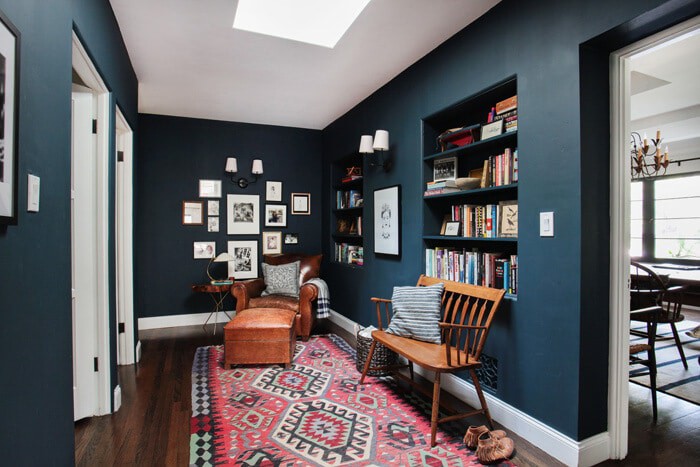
<box><xmin>233</xmin><ymin>0</ymin><xmax>371</xmax><ymax>49</ymax></box>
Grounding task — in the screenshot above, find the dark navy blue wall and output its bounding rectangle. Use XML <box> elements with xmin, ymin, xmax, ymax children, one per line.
<box><xmin>135</xmin><ymin>114</ymin><xmax>322</xmax><ymax>318</ymax></box>
<box><xmin>0</xmin><ymin>0</ymin><xmax>137</xmax><ymax>463</ymax></box>
<box><xmin>321</xmin><ymin>0</ymin><xmax>699</xmax><ymax>440</ymax></box>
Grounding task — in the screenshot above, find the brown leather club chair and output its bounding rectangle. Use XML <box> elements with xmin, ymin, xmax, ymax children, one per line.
<box><xmin>232</xmin><ymin>254</ymin><xmax>322</xmax><ymax>341</ymax></box>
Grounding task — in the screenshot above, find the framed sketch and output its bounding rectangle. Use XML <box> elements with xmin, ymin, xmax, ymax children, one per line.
<box><xmin>262</xmin><ymin>231</ymin><xmax>282</xmax><ymax>254</ymax></box>
<box><xmin>433</xmin><ymin>157</ymin><xmax>457</xmax><ymax>182</ymax></box>
<box><xmin>291</xmin><ymin>192</ymin><xmax>310</xmax><ymax>215</ymax></box>
<box><xmin>193</xmin><ymin>241</ymin><xmax>215</xmax><ymax>259</ymax></box>
<box><xmin>207</xmin><ymin>200</ymin><xmax>219</xmax><ymax>216</ymax></box>
<box><xmin>227</xmin><ymin>194</ymin><xmax>260</xmax><ymax>235</ymax></box>
<box><xmin>228</xmin><ymin>240</ymin><xmax>258</xmax><ymax>279</ymax></box>
<box><xmin>182</xmin><ymin>201</ymin><xmax>204</xmax><ymax>225</ymax></box>
<box><xmin>444</xmin><ymin>221</ymin><xmax>461</xmax><ymax>236</ymax></box>
<box><xmin>264</xmin><ymin>204</ymin><xmax>287</xmax><ymax>227</ymax></box>
<box><xmin>373</xmin><ymin>185</ymin><xmax>401</xmax><ymax>256</ymax></box>
<box><xmin>0</xmin><ymin>11</ymin><xmax>19</xmax><ymax>224</ymax></box>
<box><xmin>207</xmin><ymin>216</ymin><xmax>219</xmax><ymax>232</ymax></box>
<box><xmin>284</xmin><ymin>232</ymin><xmax>299</xmax><ymax>245</ymax></box>
<box><xmin>498</xmin><ymin>201</ymin><xmax>518</xmax><ymax>238</ymax></box>
<box><xmin>266</xmin><ymin>181</ymin><xmax>282</xmax><ymax>201</ymax></box>
<box><xmin>199</xmin><ymin>179</ymin><xmax>221</xmax><ymax>198</ymax></box>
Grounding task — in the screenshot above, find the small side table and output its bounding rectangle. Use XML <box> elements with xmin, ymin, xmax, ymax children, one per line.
<box><xmin>192</xmin><ymin>282</ymin><xmax>234</xmax><ymax>334</ymax></box>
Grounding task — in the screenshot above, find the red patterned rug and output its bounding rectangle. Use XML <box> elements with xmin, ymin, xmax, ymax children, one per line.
<box><xmin>190</xmin><ymin>335</ymin><xmax>513</xmax><ymax>466</ymax></box>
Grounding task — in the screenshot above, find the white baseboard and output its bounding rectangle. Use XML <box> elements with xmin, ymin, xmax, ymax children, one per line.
<box><xmin>135</xmin><ymin>340</ymin><xmax>142</xmax><ymax>363</ymax></box>
<box><xmin>113</xmin><ymin>385</ymin><xmax>122</xmax><ymax>412</ymax></box>
<box><xmin>328</xmin><ymin>310</ymin><xmax>610</xmax><ymax>467</ymax></box>
<box><xmin>138</xmin><ymin>310</ymin><xmax>234</xmax><ymax>330</ymax></box>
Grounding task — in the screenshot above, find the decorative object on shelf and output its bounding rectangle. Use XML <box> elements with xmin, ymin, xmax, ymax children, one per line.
<box><xmin>359</xmin><ymin>129</ymin><xmax>391</xmax><ymax>171</ymax></box>
<box><xmin>206</xmin><ymin>251</ymin><xmax>234</xmax><ymax>284</ymax></box>
<box><xmin>227</xmin><ymin>240</ymin><xmax>258</xmax><ymax>279</ymax></box>
<box><xmin>436</xmin><ymin>124</ymin><xmax>480</xmax><ymax>151</ymax></box>
<box><xmin>225</xmin><ymin>157</ymin><xmax>264</xmax><ymax>188</ymax></box>
<box><xmin>630</xmin><ymin>130</ymin><xmax>670</xmax><ymax>179</ymax></box>
<box><xmin>183</xmin><ymin>201</ymin><xmax>204</xmax><ymax>225</ymax></box>
<box><xmin>284</xmin><ymin>232</ymin><xmax>298</xmax><ymax>245</ymax></box>
<box><xmin>227</xmin><ymin>194</ymin><xmax>260</xmax><ymax>234</ymax></box>
<box><xmin>433</xmin><ymin>156</ymin><xmax>457</xmax><ymax>182</ymax></box>
<box><xmin>0</xmin><ymin>9</ymin><xmax>19</xmax><ymax>225</ymax></box>
<box><xmin>207</xmin><ymin>200</ymin><xmax>219</xmax><ymax>216</ymax></box>
<box><xmin>498</xmin><ymin>201</ymin><xmax>518</xmax><ymax>238</ymax></box>
<box><xmin>374</xmin><ymin>184</ymin><xmax>401</xmax><ymax>256</ymax></box>
<box><xmin>291</xmin><ymin>192</ymin><xmax>311</xmax><ymax>215</ymax></box>
<box><xmin>444</xmin><ymin>221</ymin><xmax>460</xmax><ymax>236</ymax></box>
<box><xmin>481</xmin><ymin>119</ymin><xmax>503</xmax><ymax>140</ymax></box>
<box><xmin>198</xmin><ymin>179</ymin><xmax>222</xmax><ymax>198</ymax></box>
<box><xmin>264</xmin><ymin>203</ymin><xmax>287</xmax><ymax>227</ymax></box>
<box><xmin>336</xmin><ymin>218</ymin><xmax>350</xmax><ymax>234</ymax></box>
<box><xmin>207</xmin><ymin>216</ymin><xmax>219</xmax><ymax>232</ymax></box>
<box><xmin>262</xmin><ymin>231</ymin><xmax>282</xmax><ymax>254</ymax></box>
<box><xmin>266</xmin><ymin>181</ymin><xmax>282</xmax><ymax>201</ymax></box>
<box><xmin>193</xmin><ymin>241</ymin><xmax>216</xmax><ymax>260</ymax></box>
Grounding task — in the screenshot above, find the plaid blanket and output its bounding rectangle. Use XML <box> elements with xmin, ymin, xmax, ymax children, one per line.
<box><xmin>306</xmin><ymin>278</ymin><xmax>330</xmax><ymax>318</ymax></box>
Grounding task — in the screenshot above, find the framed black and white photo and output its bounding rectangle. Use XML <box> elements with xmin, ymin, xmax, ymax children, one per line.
<box><xmin>198</xmin><ymin>179</ymin><xmax>221</xmax><ymax>198</ymax></box>
<box><xmin>207</xmin><ymin>200</ymin><xmax>219</xmax><ymax>216</ymax></box>
<box><xmin>284</xmin><ymin>232</ymin><xmax>299</xmax><ymax>245</ymax></box>
<box><xmin>182</xmin><ymin>201</ymin><xmax>204</xmax><ymax>225</ymax></box>
<box><xmin>207</xmin><ymin>216</ymin><xmax>219</xmax><ymax>232</ymax></box>
<box><xmin>433</xmin><ymin>157</ymin><xmax>457</xmax><ymax>182</ymax></box>
<box><xmin>193</xmin><ymin>241</ymin><xmax>216</xmax><ymax>259</ymax></box>
<box><xmin>262</xmin><ymin>231</ymin><xmax>282</xmax><ymax>254</ymax></box>
<box><xmin>291</xmin><ymin>192</ymin><xmax>310</xmax><ymax>215</ymax></box>
<box><xmin>373</xmin><ymin>185</ymin><xmax>401</xmax><ymax>256</ymax></box>
<box><xmin>228</xmin><ymin>240</ymin><xmax>258</xmax><ymax>279</ymax></box>
<box><xmin>444</xmin><ymin>221</ymin><xmax>461</xmax><ymax>236</ymax></box>
<box><xmin>0</xmin><ymin>10</ymin><xmax>19</xmax><ymax>225</ymax></box>
<box><xmin>266</xmin><ymin>181</ymin><xmax>282</xmax><ymax>201</ymax></box>
<box><xmin>264</xmin><ymin>204</ymin><xmax>287</xmax><ymax>227</ymax></box>
<box><xmin>227</xmin><ymin>194</ymin><xmax>260</xmax><ymax>235</ymax></box>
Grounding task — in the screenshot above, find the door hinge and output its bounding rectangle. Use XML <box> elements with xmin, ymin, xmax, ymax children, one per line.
<box><xmin>94</xmin><ymin>357</ymin><xmax>99</xmax><ymax>372</ymax></box>
<box><xmin>117</xmin><ymin>150</ymin><xmax>124</xmax><ymax>163</ymax></box>
<box><xmin>118</xmin><ymin>322</ymin><xmax>125</xmax><ymax>333</ymax></box>
<box><xmin>92</xmin><ymin>119</ymin><xmax>97</xmax><ymax>134</ymax></box>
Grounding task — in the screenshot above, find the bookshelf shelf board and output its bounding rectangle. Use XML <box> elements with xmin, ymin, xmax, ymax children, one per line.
<box><xmin>331</xmin><ymin>261</ymin><xmax>364</xmax><ymax>269</ymax></box>
<box><xmin>333</xmin><ymin>178</ymin><xmax>363</xmax><ymax>189</ymax></box>
<box><xmin>333</xmin><ymin>206</ymin><xmax>363</xmax><ymax>213</ymax></box>
<box><xmin>424</xmin><ymin>131</ymin><xmax>517</xmax><ymax>162</ymax></box>
<box><xmin>423</xmin><ymin>183</ymin><xmax>518</xmax><ymax>200</ymax></box>
<box><xmin>423</xmin><ymin>235</ymin><xmax>518</xmax><ymax>243</ymax></box>
<box><xmin>332</xmin><ymin>233</ymin><xmax>362</xmax><ymax>239</ymax></box>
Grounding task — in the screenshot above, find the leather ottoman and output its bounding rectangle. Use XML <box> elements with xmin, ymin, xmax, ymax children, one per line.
<box><xmin>224</xmin><ymin>308</ymin><xmax>297</xmax><ymax>368</ymax></box>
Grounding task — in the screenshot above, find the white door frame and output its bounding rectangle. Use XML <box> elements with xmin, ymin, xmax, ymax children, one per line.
<box><xmin>72</xmin><ymin>31</ymin><xmax>112</xmax><ymax>416</ymax></box>
<box><xmin>115</xmin><ymin>105</ymin><xmax>136</xmax><ymax>365</ymax></box>
<box><xmin>608</xmin><ymin>15</ymin><xmax>700</xmax><ymax>460</ymax></box>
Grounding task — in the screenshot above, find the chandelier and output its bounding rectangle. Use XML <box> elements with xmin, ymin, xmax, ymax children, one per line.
<box><xmin>630</xmin><ymin>130</ymin><xmax>669</xmax><ymax>179</ymax></box>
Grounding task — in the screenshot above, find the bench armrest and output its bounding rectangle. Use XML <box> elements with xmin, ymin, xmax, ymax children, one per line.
<box><xmin>370</xmin><ymin>297</ymin><xmax>392</xmax><ymax>330</ymax></box>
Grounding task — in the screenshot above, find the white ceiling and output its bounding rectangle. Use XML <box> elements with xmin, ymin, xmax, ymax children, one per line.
<box><xmin>110</xmin><ymin>0</ymin><xmax>500</xmax><ymax>130</ymax></box>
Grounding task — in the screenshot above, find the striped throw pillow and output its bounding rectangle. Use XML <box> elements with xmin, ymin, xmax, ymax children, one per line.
<box><xmin>386</xmin><ymin>283</ymin><xmax>445</xmax><ymax>344</ymax></box>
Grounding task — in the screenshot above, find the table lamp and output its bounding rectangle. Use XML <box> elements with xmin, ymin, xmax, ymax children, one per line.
<box><xmin>207</xmin><ymin>252</ymin><xmax>234</xmax><ymax>285</ymax></box>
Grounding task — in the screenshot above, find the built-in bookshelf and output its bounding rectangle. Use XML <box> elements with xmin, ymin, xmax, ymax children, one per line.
<box><xmin>332</xmin><ymin>154</ymin><xmax>364</xmax><ymax>267</ymax></box>
<box><xmin>422</xmin><ymin>76</ymin><xmax>518</xmax><ymax>298</ymax></box>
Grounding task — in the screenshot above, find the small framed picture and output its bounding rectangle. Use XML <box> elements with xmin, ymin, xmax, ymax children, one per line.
<box><xmin>433</xmin><ymin>157</ymin><xmax>457</xmax><ymax>182</ymax></box>
<box><xmin>228</xmin><ymin>240</ymin><xmax>258</xmax><ymax>279</ymax></box>
<box><xmin>266</xmin><ymin>181</ymin><xmax>282</xmax><ymax>201</ymax></box>
<box><xmin>207</xmin><ymin>216</ymin><xmax>219</xmax><ymax>232</ymax></box>
<box><xmin>444</xmin><ymin>221</ymin><xmax>461</xmax><ymax>236</ymax></box>
<box><xmin>199</xmin><ymin>179</ymin><xmax>222</xmax><ymax>198</ymax></box>
<box><xmin>227</xmin><ymin>194</ymin><xmax>260</xmax><ymax>235</ymax></box>
<box><xmin>262</xmin><ymin>231</ymin><xmax>282</xmax><ymax>254</ymax></box>
<box><xmin>183</xmin><ymin>201</ymin><xmax>204</xmax><ymax>225</ymax></box>
<box><xmin>265</xmin><ymin>204</ymin><xmax>287</xmax><ymax>227</ymax></box>
<box><xmin>207</xmin><ymin>200</ymin><xmax>219</xmax><ymax>216</ymax></box>
<box><xmin>374</xmin><ymin>185</ymin><xmax>401</xmax><ymax>256</ymax></box>
<box><xmin>291</xmin><ymin>192</ymin><xmax>311</xmax><ymax>215</ymax></box>
<box><xmin>193</xmin><ymin>241</ymin><xmax>216</xmax><ymax>259</ymax></box>
<box><xmin>481</xmin><ymin>120</ymin><xmax>504</xmax><ymax>140</ymax></box>
<box><xmin>284</xmin><ymin>233</ymin><xmax>299</xmax><ymax>245</ymax></box>
<box><xmin>498</xmin><ymin>201</ymin><xmax>518</xmax><ymax>238</ymax></box>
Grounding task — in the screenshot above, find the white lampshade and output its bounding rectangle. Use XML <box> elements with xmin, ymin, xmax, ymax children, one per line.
<box><xmin>359</xmin><ymin>135</ymin><xmax>374</xmax><ymax>154</ymax></box>
<box><xmin>252</xmin><ymin>159</ymin><xmax>264</xmax><ymax>174</ymax></box>
<box><xmin>373</xmin><ymin>130</ymin><xmax>389</xmax><ymax>151</ymax></box>
<box><xmin>225</xmin><ymin>157</ymin><xmax>238</xmax><ymax>173</ymax></box>
<box><xmin>213</xmin><ymin>252</ymin><xmax>234</xmax><ymax>263</ymax></box>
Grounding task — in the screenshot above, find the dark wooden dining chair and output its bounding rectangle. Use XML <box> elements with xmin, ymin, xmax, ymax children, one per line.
<box><xmin>630</xmin><ymin>261</ymin><xmax>688</xmax><ymax>369</ymax></box>
<box><xmin>629</xmin><ymin>305</ymin><xmax>662</xmax><ymax>421</ymax></box>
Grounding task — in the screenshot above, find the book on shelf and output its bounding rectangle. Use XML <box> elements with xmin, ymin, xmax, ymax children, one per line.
<box><xmin>335</xmin><ymin>242</ymin><xmax>363</xmax><ymax>265</ymax></box>
<box><xmin>427</xmin><ymin>179</ymin><xmax>457</xmax><ymax>189</ymax></box>
<box><xmin>336</xmin><ymin>189</ymin><xmax>363</xmax><ymax>209</ymax></box>
<box><xmin>479</xmin><ymin>147</ymin><xmax>517</xmax><ymax>188</ymax></box>
<box><xmin>444</xmin><ymin>201</ymin><xmax>517</xmax><ymax>239</ymax></box>
<box><xmin>425</xmin><ymin>247</ymin><xmax>517</xmax><ymax>294</ymax></box>
<box><xmin>495</xmin><ymin>95</ymin><xmax>517</xmax><ymax>115</ymax></box>
<box><xmin>424</xmin><ymin>187</ymin><xmax>462</xmax><ymax>196</ymax></box>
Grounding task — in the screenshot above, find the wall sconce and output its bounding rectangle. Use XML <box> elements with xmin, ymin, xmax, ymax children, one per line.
<box><xmin>225</xmin><ymin>157</ymin><xmax>264</xmax><ymax>188</ymax></box>
<box><xmin>359</xmin><ymin>129</ymin><xmax>391</xmax><ymax>171</ymax></box>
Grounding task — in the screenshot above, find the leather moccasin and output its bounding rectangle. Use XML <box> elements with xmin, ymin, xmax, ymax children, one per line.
<box><xmin>464</xmin><ymin>425</ymin><xmax>507</xmax><ymax>450</ymax></box>
<box><xmin>476</xmin><ymin>431</ymin><xmax>514</xmax><ymax>464</ymax></box>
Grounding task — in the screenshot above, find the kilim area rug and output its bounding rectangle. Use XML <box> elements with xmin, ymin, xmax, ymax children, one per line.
<box><xmin>190</xmin><ymin>335</ymin><xmax>515</xmax><ymax>466</ymax></box>
<box><xmin>630</xmin><ymin>320</ymin><xmax>700</xmax><ymax>405</ymax></box>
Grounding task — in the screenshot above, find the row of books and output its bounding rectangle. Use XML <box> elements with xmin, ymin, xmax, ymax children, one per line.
<box><xmin>425</xmin><ymin>179</ymin><xmax>464</xmax><ymax>196</ymax></box>
<box><xmin>336</xmin><ymin>189</ymin><xmax>363</xmax><ymax>209</ymax></box>
<box><xmin>445</xmin><ymin>200</ymin><xmax>517</xmax><ymax>238</ymax></box>
<box><xmin>425</xmin><ymin>248</ymin><xmax>518</xmax><ymax>294</ymax></box>
<box><xmin>482</xmin><ymin>147</ymin><xmax>518</xmax><ymax>188</ymax></box>
<box><xmin>335</xmin><ymin>243</ymin><xmax>364</xmax><ymax>266</ymax></box>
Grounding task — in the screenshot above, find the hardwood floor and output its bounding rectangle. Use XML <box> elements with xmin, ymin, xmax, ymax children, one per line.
<box><xmin>75</xmin><ymin>323</ymin><xmax>699</xmax><ymax>466</ymax></box>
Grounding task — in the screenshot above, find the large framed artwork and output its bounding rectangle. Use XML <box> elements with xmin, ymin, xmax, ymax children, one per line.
<box><xmin>228</xmin><ymin>240</ymin><xmax>258</xmax><ymax>279</ymax></box>
<box><xmin>373</xmin><ymin>185</ymin><xmax>401</xmax><ymax>256</ymax></box>
<box><xmin>0</xmin><ymin>9</ymin><xmax>19</xmax><ymax>225</ymax></box>
<box><xmin>227</xmin><ymin>194</ymin><xmax>260</xmax><ymax>235</ymax></box>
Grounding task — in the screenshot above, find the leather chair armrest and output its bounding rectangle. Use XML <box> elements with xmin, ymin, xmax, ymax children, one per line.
<box><xmin>297</xmin><ymin>282</ymin><xmax>319</xmax><ymax>341</ymax></box>
<box><xmin>232</xmin><ymin>279</ymin><xmax>266</xmax><ymax>312</ymax></box>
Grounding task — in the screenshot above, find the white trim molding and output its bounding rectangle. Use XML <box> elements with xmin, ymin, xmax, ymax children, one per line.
<box><xmin>113</xmin><ymin>385</ymin><xmax>122</xmax><ymax>412</ymax></box>
<box><xmin>138</xmin><ymin>311</ymin><xmax>235</xmax><ymax>330</ymax></box>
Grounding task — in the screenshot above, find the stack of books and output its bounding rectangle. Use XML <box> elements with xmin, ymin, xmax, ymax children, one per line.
<box><xmin>424</xmin><ymin>179</ymin><xmax>462</xmax><ymax>196</ymax></box>
<box><xmin>335</xmin><ymin>243</ymin><xmax>364</xmax><ymax>265</ymax></box>
<box><xmin>341</xmin><ymin>175</ymin><xmax>363</xmax><ymax>184</ymax></box>
<box><xmin>424</xmin><ymin>248</ymin><xmax>518</xmax><ymax>294</ymax></box>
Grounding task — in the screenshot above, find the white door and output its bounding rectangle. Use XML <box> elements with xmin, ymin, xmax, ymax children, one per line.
<box><xmin>71</xmin><ymin>90</ymin><xmax>98</xmax><ymax>421</ymax></box>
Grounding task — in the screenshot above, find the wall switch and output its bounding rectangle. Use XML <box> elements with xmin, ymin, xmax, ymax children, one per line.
<box><xmin>540</xmin><ymin>211</ymin><xmax>554</xmax><ymax>237</ymax></box>
<box><xmin>27</xmin><ymin>174</ymin><xmax>40</xmax><ymax>212</ymax></box>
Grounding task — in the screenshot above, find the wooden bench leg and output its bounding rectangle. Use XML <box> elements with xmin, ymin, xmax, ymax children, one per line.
<box><xmin>359</xmin><ymin>339</ymin><xmax>377</xmax><ymax>384</ymax></box>
<box><xmin>470</xmin><ymin>369</ymin><xmax>493</xmax><ymax>430</ymax></box>
<box><xmin>430</xmin><ymin>372</ymin><xmax>441</xmax><ymax>447</ymax></box>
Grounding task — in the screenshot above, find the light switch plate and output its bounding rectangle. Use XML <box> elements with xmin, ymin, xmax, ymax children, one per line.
<box><xmin>27</xmin><ymin>174</ymin><xmax>40</xmax><ymax>212</ymax></box>
<box><xmin>540</xmin><ymin>211</ymin><xmax>554</xmax><ymax>237</ymax></box>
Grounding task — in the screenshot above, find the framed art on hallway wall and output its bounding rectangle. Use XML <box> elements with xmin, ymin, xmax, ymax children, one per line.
<box><xmin>373</xmin><ymin>185</ymin><xmax>400</xmax><ymax>256</ymax></box>
<box><xmin>0</xmin><ymin>9</ymin><xmax>20</xmax><ymax>225</ymax></box>
<box><xmin>227</xmin><ymin>194</ymin><xmax>260</xmax><ymax>234</ymax></box>
<box><xmin>228</xmin><ymin>240</ymin><xmax>258</xmax><ymax>279</ymax></box>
